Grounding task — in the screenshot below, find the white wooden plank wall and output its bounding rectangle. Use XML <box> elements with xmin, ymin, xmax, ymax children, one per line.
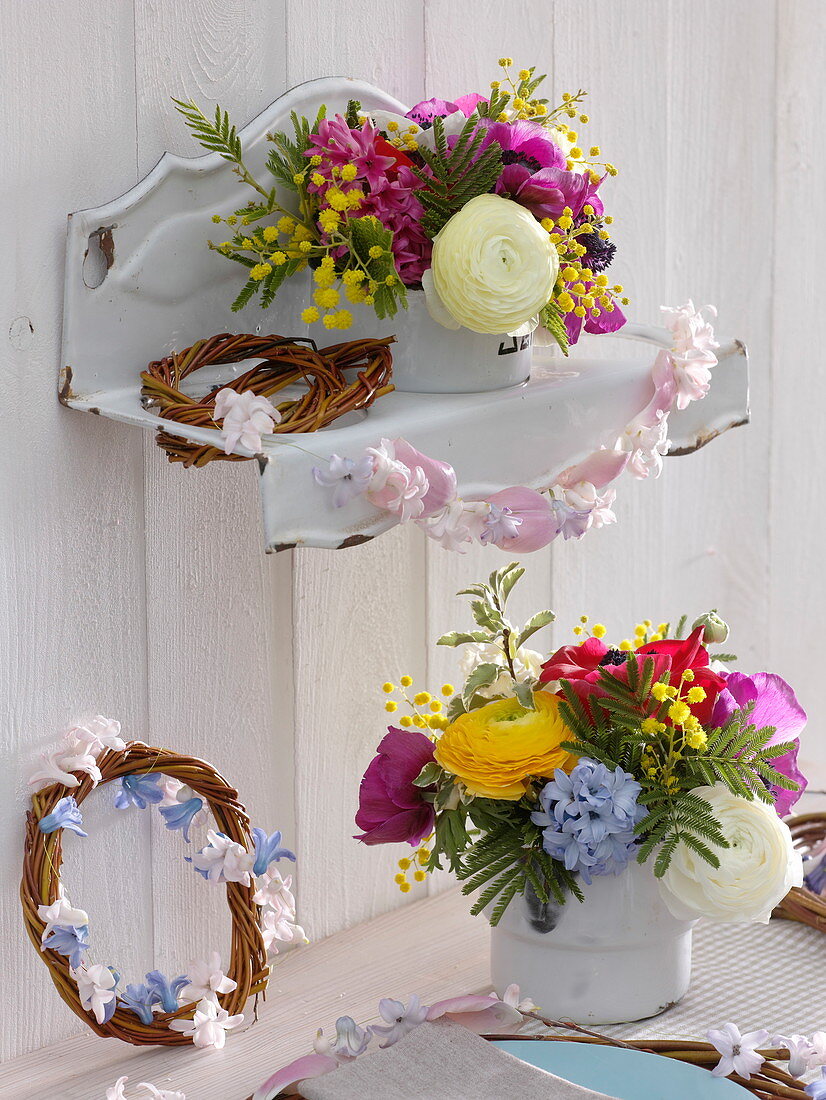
<box><xmin>0</xmin><ymin>0</ymin><xmax>822</xmax><ymax>1063</ymax></box>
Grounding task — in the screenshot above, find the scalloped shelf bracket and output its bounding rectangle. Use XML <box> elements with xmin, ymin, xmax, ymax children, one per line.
<box><xmin>60</xmin><ymin>77</ymin><xmax>749</xmax><ymax>551</ymax></box>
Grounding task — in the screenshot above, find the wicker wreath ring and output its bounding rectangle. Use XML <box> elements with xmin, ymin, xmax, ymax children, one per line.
<box><xmin>22</xmin><ymin>742</ymin><xmax>269</xmax><ymax>1046</ymax></box>
<box><xmin>140</xmin><ymin>332</ymin><xmax>395</xmax><ymax>468</ymax></box>
<box><xmin>774</xmin><ymin>812</ymin><xmax>826</xmax><ymax>932</ymax></box>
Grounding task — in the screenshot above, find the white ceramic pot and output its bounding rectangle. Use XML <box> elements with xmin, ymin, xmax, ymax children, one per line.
<box><xmin>489</xmin><ymin>863</ymin><xmax>695</xmax><ymax>1025</ymax></box>
<box><xmin>345</xmin><ymin>289</ymin><xmax>533</xmax><ymax>394</ymax></box>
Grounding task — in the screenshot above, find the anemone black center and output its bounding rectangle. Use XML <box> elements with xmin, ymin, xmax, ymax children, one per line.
<box><xmin>500</xmin><ymin>149</ymin><xmax>543</xmax><ymax>173</ymax></box>
<box><xmin>600</xmin><ymin>648</ymin><xmax>627</xmax><ymax>666</ymax></box>
<box><xmin>578</xmin><ymin>231</ymin><xmax>617</xmax><ymax>273</ymax></box>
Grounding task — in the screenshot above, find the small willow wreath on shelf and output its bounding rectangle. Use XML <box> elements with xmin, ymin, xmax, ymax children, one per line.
<box><xmin>22</xmin><ymin>741</ymin><xmax>271</xmax><ymax>1046</ymax></box>
<box><xmin>774</xmin><ymin>812</ymin><xmax>826</xmax><ymax>932</ymax></box>
<box><xmin>140</xmin><ymin>332</ymin><xmax>395</xmax><ymax>468</ymax></box>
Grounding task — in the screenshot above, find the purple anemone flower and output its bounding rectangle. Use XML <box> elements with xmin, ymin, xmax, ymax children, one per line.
<box><xmin>405</xmin><ymin>97</ymin><xmax>461</xmax><ymax>127</ymax></box>
<box><xmin>497</xmin><ymin>163</ymin><xmax>603</xmax><ymax>220</ymax></box>
<box><xmin>711</xmin><ymin>672</ymin><xmax>808</xmax><ymax>816</ymax></box>
<box><xmin>355</xmin><ymin>728</ymin><xmax>436</xmax><ymax>846</ymax></box>
<box><xmin>564</xmin><ymin>291</ymin><xmax>627</xmax><ymax>346</ymax></box>
<box><xmin>405</xmin><ymin>94</ymin><xmax>486</xmax><ymax>127</ymax></box>
<box><xmin>483</xmin><ymin>119</ymin><xmax>566</xmax><ymax>173</ymax></box>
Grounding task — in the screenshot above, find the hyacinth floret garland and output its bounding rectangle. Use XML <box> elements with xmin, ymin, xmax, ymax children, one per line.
<box><xmin>312</xmin><ymin>300</ymin><xmax>719</xmax><ymax>553</ymax></box>
<box><xmin>355</xmin><ymin>563</ymin><xmax>806</xmax><ymax>924</ymax></box>
<box><xmin>252</xmin><ymin>998</ymin><xmax>818</xmax><ymax>1100</ymax></box>
<box><xmin>176</xmin><ymin>59</ymin><xmax>629</xmax><ymax>345</ymax></box>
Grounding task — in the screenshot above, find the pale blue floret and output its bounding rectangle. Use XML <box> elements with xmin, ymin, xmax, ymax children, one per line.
<box><xmin>159</xmin><ymin>796</ymin><xmax>203</xmax><ymax>842</ymax></box>
<box><xmin>146</xmin><ymin>970</ymin><xmax>189</xmax><ymax>1014</ymax></box>
<box><xmin>251</xmin><ymin>828</ymin><xmax>296</xmax><ymax>876</ymax></box>
<box><xmin>42</xmin><ymin>924</ymin><xmax>90</xmax><ymax>968</ymax></box>
<box><xmin>119</xmin><ymin>982</ymin><xmax>157</xmax><ymax>1024</ymax></box>
<box><xmin>114</xmin><ymin>773</ymin><xmax>164</xmax><ymax>810</ymax></box>
<box><xmin>39</xmin><ymin>796</ymin><xmax>88</xmax><ymax>837</ymax></box>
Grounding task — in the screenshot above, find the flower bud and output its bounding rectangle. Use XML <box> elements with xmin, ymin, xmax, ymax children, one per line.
<box><xmin>692</xmin><ymin>610</ymin><xmax>729</xmax><ymax>645</ymax></box>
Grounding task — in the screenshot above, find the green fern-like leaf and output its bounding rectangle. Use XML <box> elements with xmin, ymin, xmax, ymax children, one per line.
<box><xmin>539</xmin><ymin>300</ymin><xmax>570</xmax><ymax>356</ymax></box>
<box><xmin>230</xmin><ymin>277</ymin><xmax>260</xmax><ymax>312</ymax></box>
<box><xmin>412</xmin><ymin>116</ymin><xmax>505</xmax><ymax>238</ymax></box>
<box><xmin>346</xmin><ymin>216</ymin><xmax>406</xmax><ymax>319</ymax></box>
<box><xmin>173</xmin><ymin>98</ymin><xmax>243</xmax><ymax>165</ymax></box>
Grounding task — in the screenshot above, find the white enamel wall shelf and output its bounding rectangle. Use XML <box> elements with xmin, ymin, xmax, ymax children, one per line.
<box><xmin>60</xmin><ymin>78</ymin><xmax>749</xmax><ymax>551</ymax></box>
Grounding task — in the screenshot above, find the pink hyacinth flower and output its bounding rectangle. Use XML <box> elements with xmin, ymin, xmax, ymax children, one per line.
<box><xmin>426</xmin><ymin>994</ymin><xmax>523</xmax><ymax>1034</ymax></box>
<box><xmin>392</xmin><ymin>438</ymin><xmax>458</xmax><ymax>518</ymax></box>
<box><xmin>555</xmin><ymin>449</ymin><xmax>630</xmax><ymax>492</ymax></box>
<box><xmin>482</xmin><ymin>487</ymin><xmax>559</xmax><ymax>552</ymax></box>
<box><xmin>252</xmin><ymin>1054</ymin><xmax>339</xmax><ymax>1100</ymax></box>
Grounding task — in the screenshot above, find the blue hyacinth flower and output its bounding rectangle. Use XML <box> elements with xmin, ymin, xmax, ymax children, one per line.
<box><xmin>119</xmin><ymin>982</ymin><xmax>157</xmax><ymax>1025</ymax></box>
<box><xmin>251</xmin><ymin>828</ymin><xmax>296</xmax><ymax>876</ymax></box>
<box><xmin>39</xmin><ymin>796</ymin><xmax>88</xmax><ymax>837</ymax></box>
<box><xmin>42</xmin><ymin>924</ymin><xmax>90</xmax><ymax>969</ymax></box>
<box><xmin>532</xmin><ymin>759</ymin><xmax>645</xmax><ymax>884</ymax></box>
<box><xmin>146</xmin><ymin>970</ymin><xmax>189</xmax><ymax>1014</ymax></box>
<box><xmin>114</xmin><ymin>773</ymin><xmax>164</xmax><ymax>810</ymax></box>
<box><xmin>159</xmin><ymin>796</ymin><xmax>203</xmax><ymax>842</ymax></box>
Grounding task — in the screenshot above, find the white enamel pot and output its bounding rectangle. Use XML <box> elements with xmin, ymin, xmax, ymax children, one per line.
<box><xmin>345</xmin><ymin>289</ymin><xmax>533</xmax><ymax>393</ymax></box>
<box><xmin>489</xmin><ymin>862</ymin><xmax>695</xmax><ymax>1025</ymax></box>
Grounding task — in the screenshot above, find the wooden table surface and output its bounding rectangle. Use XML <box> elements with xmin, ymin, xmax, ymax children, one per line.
<box><xmin>0</xmin><ymin>888</ymin><xmax>491</xmax><ymax>1100</ymax></box>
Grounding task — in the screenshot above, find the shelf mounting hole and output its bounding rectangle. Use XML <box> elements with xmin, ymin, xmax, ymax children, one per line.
<box><xmin>83</xmin><ymin>226</ymin><xmax>115</xmax><ymax>288</ymax></box>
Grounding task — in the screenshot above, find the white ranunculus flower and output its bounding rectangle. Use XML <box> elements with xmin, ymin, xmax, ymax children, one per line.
<box><xmin>459</xmin><ymin>641</ymin><xmax>543</xmax><ymax>700</ymax></box>
<box><xmin>658</xmin><ymin>784</ymin><xmax>803</xmax><ymax>924</ymax></box>
<box><xmin>423</xmin><ymin>194</ymin><xmax>559</xmax><ymax>335</ymax></box>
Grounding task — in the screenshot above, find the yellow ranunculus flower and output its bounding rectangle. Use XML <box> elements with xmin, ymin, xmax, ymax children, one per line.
<box><xmin>434</xmin><ymin>691</ymin><xmax>577</xmax><ymax>801</ymax></box>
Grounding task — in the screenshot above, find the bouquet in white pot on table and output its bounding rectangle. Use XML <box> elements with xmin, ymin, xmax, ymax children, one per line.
<box><xmin>355</xmin><ymin>564</ymin><xmax>807</xmax><ymax>1024</ymax></box>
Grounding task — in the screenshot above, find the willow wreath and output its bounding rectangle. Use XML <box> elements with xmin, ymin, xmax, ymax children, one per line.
<box><xmin>774</xmin><ymin>812</ymin><xmax>826</xmax><ymax>933</ymax></box>
<box><xmin>140</xmin><ymin>332</ymin><xmax>395</xmax><ymax>467</ymax></box>
<box><xmin>22</xmin><ymin>730</ymin><xmax>297</xmax><ymax>1047</ymax></box>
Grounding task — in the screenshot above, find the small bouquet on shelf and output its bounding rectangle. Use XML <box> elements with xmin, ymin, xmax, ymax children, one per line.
<box><xmin>176</xmin><ymin>59</ymin><xmax>625</xmax><ymax>349</ymax></box>
<box><xmin>355</xmin><ymin>564</ymin><xmax>808</xmax><ymax>1021</ymax></box>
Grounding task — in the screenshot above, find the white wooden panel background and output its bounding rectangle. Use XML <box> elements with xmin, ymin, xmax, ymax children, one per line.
<box><xmin>1</xmin><ymin>0</ymin><xmax>823</xmax><ymax>1062</ymax></box>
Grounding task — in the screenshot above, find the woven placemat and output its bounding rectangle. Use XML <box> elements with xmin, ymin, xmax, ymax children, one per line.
<box><xmin>601</xmin><ymin>918</ymin><xmax>824</xmax><ymax>1041</ymax></box>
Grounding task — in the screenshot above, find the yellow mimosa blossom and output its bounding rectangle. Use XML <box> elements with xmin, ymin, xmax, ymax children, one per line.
<box><xmin>434</xmin><ymin>691</ymin><xmax>577</xmax><ymax>801</ymax></box>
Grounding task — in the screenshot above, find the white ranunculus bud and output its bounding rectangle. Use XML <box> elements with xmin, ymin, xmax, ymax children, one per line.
<box><xmin>422</xmin><ymin>194</ymin><xmax>559</xmax><ymax>335</ymax></box>
<box><xmin>658</xmin><ymin>784</ymin><xmax>803</xmax><ymax>924</ymax></box>
<box><xmin>692</xmin><ymin>609</ymin><xmax>729</xmax><ymax>645</ymax></box>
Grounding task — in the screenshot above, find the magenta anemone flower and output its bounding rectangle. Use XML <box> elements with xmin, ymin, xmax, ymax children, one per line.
<box><xmin>483</xmin><ymin>119</ymin><xmax>566</xmax><ymax>173</ymax></box>
<box><xmin>564</xmin><ymin>290</ymin><xmax>627</xmax><ymax>346</ymax></box>
<box><xmin>453</xmin><ymin>92</ymin><xmax>487</xmax><ymax>116</ymax></box>
<box><xmin>711</xmin><ymin>672</ymin><xmax>808</xmax><ymax>816</ymax></box>
<box><xmin>405</xmin><ymin>97</ymin><xmax>461</xmax><ymax>127</ymax></box>
<box><xmin>355</xmin><ymin>729</ymin><xmax>436</xmax><ymax>846</ymax></box>
<box><xmin>497</xmin><ymin>163</ymin><xmax>602</xmax><ymax>221</ymax></box>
